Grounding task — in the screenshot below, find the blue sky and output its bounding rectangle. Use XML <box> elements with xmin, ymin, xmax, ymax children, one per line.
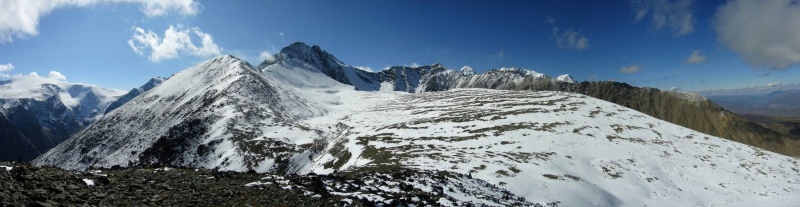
<box><xmin>1</xmin><ymin>0</ymin><xmax>800</xmax><ymax>92</ymax></box>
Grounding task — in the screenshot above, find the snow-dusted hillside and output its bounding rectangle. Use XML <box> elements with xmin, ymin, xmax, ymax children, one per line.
<box><xmin>34</xmin><ymin>53</ymin><xmax>800</xmax><ymax>206</ymax></box>
<box><xmin>300</xmin><ymin>88</ymin><xmax>800</xmax><ymax>206</ymax></box>
<box><xmin>35</xmin><ymin>56</ymin><xmax>343</xmax><ymax>172</ymax></box>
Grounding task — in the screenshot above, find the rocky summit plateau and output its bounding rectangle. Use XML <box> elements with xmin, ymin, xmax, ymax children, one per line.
<box><xmin>21</xmin><ymin>43</ymin><xmax>800</xmax><ymax>206</ymax></box>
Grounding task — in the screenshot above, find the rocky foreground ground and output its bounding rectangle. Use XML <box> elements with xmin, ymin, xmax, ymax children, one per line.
<box><xmin>0</xmin><ymin>162</ymin><xmax>543</xmax><ymax>207</ymax></box>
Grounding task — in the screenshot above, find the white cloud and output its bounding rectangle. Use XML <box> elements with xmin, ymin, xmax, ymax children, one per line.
<box><xmin>259</xmin><ymin>51</ymin><xmax>276</xmax><ymax>63</ymax></box>
<box><xmin>0</xmin><ymin>0</ymin><xmax>200</xmax><ymax>43</ymax></box>
<box><xmin>548</xmin><ymin>16</ymin><xmax>589</xmax><ymax>51</ymax></box>
<box><xmin>408</xmin><ymin>62</ymin><xmax>420</xmax><ymax>68</ymax></box>
<box><xmin>137</xmin><ymin>0</ymin><xmax>200</xmax><ymax>17</ymax></box>
<box><xmin>714</xmin><ymin>0</ymin><xmax>800</xmax><ymax>70</ymax></box>
<box><xmin>668</xmin><ymin>86</ymin><xmax>681</xmax><ymax>91</ymax></box>
<box><xmin>128</xmin><ymin>25</ymin><xmax>222</xmax><ymax>62</ymax></box>
<box><xmin>279</xmin><ymin>32</ymin><xmax>285</xmax><ymax>39</ymax></box>
<box><xmin>685</xmin><ymin>50</ymin><xmax>705</xmax><ymax>64</ymax></box>
<box><xmin>619</xmin><ymin>65</ymin><xmax>642</xmax><ymax>74</ymax></box>
<box><xmin>353</xmin><ymin>66</ymin><xmax>374</xmax><ymax>72</ymax></box>
<box><xmin>629</xmin><ymin>0</ymin><xmax>696</xmax><ymax>36</ymax></box>
<box><xmin>0</xmin><ymin>63</ymin><xmax>13</xmax><ymax>72</ymax></box>
<box><xmin>28</xmin><ymin>72</ymin><xmax>40</xmax><ymax>78</ymax></box>
<box><xmin>47</xmin><ymin>71</ymin><xmax>67</xmax><ymax>81</ymax></box>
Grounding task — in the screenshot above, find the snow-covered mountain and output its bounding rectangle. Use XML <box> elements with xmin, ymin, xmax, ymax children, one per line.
<box><xmin>260</xmin><ymin>43</ymin><xmax>800</xmax><ymax>157</ymax></box>
<box><xmin>259</xmin><ymin>42</ymin><xmax>573</xmax><ymax>93</ymax></box>
<box><xmin>0</xmin><ymin>76</ymin><xmax>126</xmax><ymax>161</ymax></box>
<box><xmin>34</xmin><ymin>51</ymin><xmax>800</xmax><ymax>206</ymax></box>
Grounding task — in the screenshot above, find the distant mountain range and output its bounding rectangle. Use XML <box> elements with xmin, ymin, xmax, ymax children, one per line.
<box><xmin>0</xmin><ymin>76</ymin><xmax>163</xmax><ymax>161</ymax></box>
<box><xmin>32</xmin><ymin>46</ymin><xmax>800</xmax><ymax>205</ymax></box>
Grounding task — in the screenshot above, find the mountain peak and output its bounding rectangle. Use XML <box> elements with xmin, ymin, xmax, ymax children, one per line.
<box><xmin>556</xmin><ymin>74</ymin><xmax>576</xmax><ymax>83</ymax></box>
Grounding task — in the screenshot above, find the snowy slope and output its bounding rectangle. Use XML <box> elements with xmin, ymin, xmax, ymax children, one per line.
<box><xmin>34</xmin><ymin>55</ymin><xmax>346</xmax><ymax>172</ymax></box>
<box><xmin>34</xmin><ymin>53</ymin><xmax>800</xmax><ymax>206</ymax></box>
<box><xmin>300</xmin><ymin>88</ymin><xmax>800</xmax><ymax>206</ymax></box>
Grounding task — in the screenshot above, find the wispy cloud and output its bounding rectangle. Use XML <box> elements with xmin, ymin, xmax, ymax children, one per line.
<box><xmin>548</xmin><ymin>16</ymin><xmax>590</xmax><ymax>51</ymax></box>
<box><xmin>0</xmin><ymin>0</ymin><xmax>201</xmax><ymax>44</ymax></box>
<box><xmin>619</xmin><ymin>65</ymin><xmax>642</xmax><ymax>74</ymax></box>
<box><xmin>629</xmin><ymin>0</ymin><xmax>696</xmax><ymax>36</ymax></box>
<box><xmin>128</xmin><ymin>25</ymin><xmax>222</xmax><ymax>63</ymax></box>
<box><xmin>685</xmin><ymin>50</ymin><xmax>705</xmax><ymax>64</ymax></box>
<box><xmin>0</xmin><ymin>63</ymin><xmax>14</xmax><ymax>78</ymax></box>
<box><xmin>714</xmin><ymin>0</ymin><xmax>800</xmax><ymax>70</ymax></box>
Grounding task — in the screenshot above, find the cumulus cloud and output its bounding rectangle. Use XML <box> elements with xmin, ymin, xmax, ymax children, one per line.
<box><xmin>629</xmin><ymin>0</ymin><xmax>696</xmax><ymax>36</ymax></box>
<box><xmin>619</xmin><ymin>65</ymin><xmax>642</xmax><ymax>74</ymax></box>
<box><xmin>47</xmin><ymin>71</ymin><xmax>66</xmax><ymax>81</ymax></box>
<box><xmin>685</xmin><ymin>50</ymin><xmax>705</xmax><ymax>64</ymax></box>
<box><xmin>128</xmin><ymin>25</ymin><xmax>222</xmax><ymax>62</ymax></box>
<box><xmin>0</xmin><ymin>0</ymin><xmax>200</xmax><ymax>43</ymax></box>
<box><xmin>668</xmin><ymin>86</ymin><xmax>681</xmax><ymax>91</ymax></box>
<box><xmin>548</xmin><ymin>16</ymin><xmax>589</xmax><ymax>51</ymax></box>
<box><xmin>259</xmin><ymin>51</ymin><xmax>276</xmax><ymax>63</ymax></box>
<box><xmin>28</xmin><ymin>72</ymin><xmax>40</xmax><ymax>78</ymax></box>
<box><xmin>714</xmin><ymin>0</ymin><xmax>800</xmax><ymax>70</ymax></box>
<box><xmin>0</xmin><ymin>63</ymin><xmax>13</xmax><ymax>72</ymax></box>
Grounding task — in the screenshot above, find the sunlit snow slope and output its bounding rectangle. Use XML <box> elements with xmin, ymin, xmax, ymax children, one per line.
<box><xmin>35</xmin><ymin>54</ymin><xmax>800</xmax><ymax>206</ymax></box>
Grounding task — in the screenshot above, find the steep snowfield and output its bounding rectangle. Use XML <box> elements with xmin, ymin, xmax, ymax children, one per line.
<box><xmin>35</xmin><ymin>54</ymin><xmax>800</xmax><ymax>206</ymax></box>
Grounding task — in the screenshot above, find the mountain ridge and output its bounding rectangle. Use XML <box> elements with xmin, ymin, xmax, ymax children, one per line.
<box><xmin>33</xmin><ymin>53</ymin><xmax>800</xmax><ymax>206</ymax></box>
